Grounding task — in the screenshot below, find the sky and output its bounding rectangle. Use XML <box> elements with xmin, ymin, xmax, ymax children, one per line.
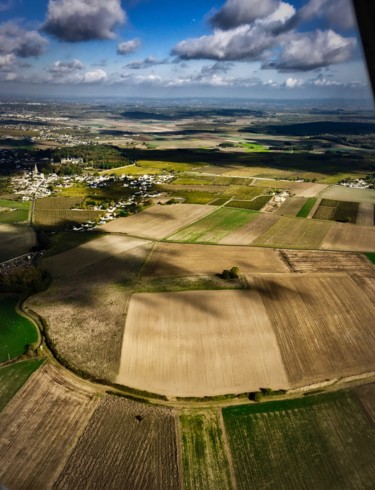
<box><xmin>0</xmin><ymin>0</ymin><xmax>372</xmax><ymax>99</ymax></box>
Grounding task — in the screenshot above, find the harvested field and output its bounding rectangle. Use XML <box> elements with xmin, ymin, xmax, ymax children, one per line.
<box><xmin>255</xmin><ymin>274</ymin><xmax>375</xmax><ymax>385</ymax></box>
<box><xmin>321</xmin><ymin>223</ymin><xmax>375</xmax><ymax>252</ymax></box>
<box><xmin>253</xmin><ymin>216</ymin><xmax>332</xmax><ymax>249</ymax></box>
<box><xmin>117</xmin><ymin>289</ymin><xmax>289</xmax><ymax>397</ymax></box>
<box><xmin>223</xmin><ymin>391</ymin><xmax>375</xmax><ymax>490</ymax></box>
<box><xmin>169</xmin><ymin>207</ymin><xmax>257</xmax><ymax>244</ymax></box>
<box><xmin>0</xmin><ymin>224</ymin><xmax>36</xmax><ymax>262</ymax></box>
<box><xmin>357</xmin><ymin>202</ymin><xmax>374</xmax><ymax>226</ymax></box>
<box><xmin>55</xmin><ymin>395</ymin><xmax>179</xmax><ymax>490</ymax></box>
<box><xmin>0</xmin><ymin>359</ymin><xmax>44</xmax><ymax>412</ymax></box>
<box><xmin>219</xmin><ymin>213</ymin><xmax>280</xmax><ymax>245</ymax></box>
<box><xmin>143</xmin><ymin>242</ymin><xmax>288</xmax><ymax>277</ymax></box>
<box><xmin>0</xmin><ymin>363</ymin><xmax>99</xmax><ymax>490</ymax></box>
<box><xmin>28</xmin><ymin>240</ymin><xmax>152</xmax><ymax>381</ymax></box>
<box><xmin>320</xmin><ymin>186</ymin><xmax>375</xmax><ymax>204</ymax></box>
<box><xmin>180</xmin><ymin>410</ymin><xmax>234</xmax><ymax>490</ymax></box>
<box><xmin>353</xmin><ymin>383</ymin><xmax>375</xmax><ymax>423</ymax></box>
<box><xmin>280</xmin><ymin>249</ymin><xmax>372</xmax><ymax>274</ymax></box>
<box><xmin>290</xmin><ymin>182</ymin><xmax>328</xmax><ymax>198</ymax></box>
<box><xmin>100</xmin><ymin>204</ymin><xmax>217</xmax><ymax>239</ymax></box>
<box><xmin>43</xmin><ymin>234</ymin><xmax>150</xmax><ymax>278</ymax></box>
<box><xmin>275</xmin><ymin>197</ymin><xmax>307</xmax><ymax>217</ymax></box>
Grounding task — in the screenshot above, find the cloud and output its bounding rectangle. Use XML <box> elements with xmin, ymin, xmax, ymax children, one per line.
<box><xmin>210</xmin><ymin>0</ymin><xmax>280</xmax><ymax>30</ymax></box>
<box><xmin>0</xmin><ymin>21</ymin><xmax>48</xmax><ymax>58</ymax></box>
<box><xmin>284</xmin><ymin>77</ymin><xmax>303</xmax><ymax>88</ymax></box>
<box><xmin>117</xmin><ymin>38</ymin><xmax>141</xmax><ymax>55</ymax></box>
<box><xmin>125</xmin><ymin>56</ymin><xmax>169</xmax><ymax>69</ymax></box>
<box><xmin>42</xmin><ymin>0</ymin><xmax>126</xmax><ymax>42</ymax></box>
<box><xmin>299</xmin><ymin>0</ymin><xmax>355</xmax><ymax>30</ymax></box>
<box><xmin>83</xmin><ymin>68</ymin><xmax>107</xmax><ymax>83</ymax></box>
<box><xmin>264</xmin><ymin>29</ymin><xmax>356</xmax><ymax>71</ymax></box>
<box><xmin>0</xmin><ymin>54</ymin><xmax>15</xmax><ymax>69</ymax></box>
<box><xmin>49</xmin><ymin>59</ymin><xmax>83</xmax><ymax>73</ymax></box>
<box><xmin>0</xmin><ymin>0</ymin><xmax>13</xmax><ymax>12</ymax></box>
<box><xmin>172</xmin><ymin>25</ymin><xmax>275</xmax><ymax>61</ymax></box>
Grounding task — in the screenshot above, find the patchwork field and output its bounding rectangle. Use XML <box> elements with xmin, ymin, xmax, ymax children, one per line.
<box><xmin>223</xmin><ymin>392</ymin><xmax>375</xmax><ymax>490</ymax></box>
<box><xmin>55</xmin><ymin>396</ymin><xmax>179</xmax><ymax>490</ymax></box>
<box><xmin>219</xmin><ymin>213</ymin><xmax>280</xmax><ymax>245</ymax></box>
<box><xmin>280</xmin><ymin>249</ymin><xmax>372</xmax><ymax>274</ymax></box>
<box><xmin>33</xmin><ymin>209</ymin><xmax>102</xmax><ymax>227</ymax></box>
<box><xmin>320</xmin><ymin>186</ymin><xmax>375</xmax><ymax>204</ymax></box>
<box><xmin>168</xmin><ymin>207</ymin><xmax>257</xmax><ymax>243</ymax></box>
<box><xmin>255</xmin><ymin>273</ymin><xmax>375</xmax><ymax>385</ymax></box>
<box><xmin>100</xmin><ymin>203</ymin><xmax>217</xmax><ymax>239</ymax></box>
<box><xmin>117</xmin><ymin>289</ymin><xmax>289</xmax><ymax>397</ymax></box>
<box><xmin>0</xmin><ymin>224</ymin><xmax>36</xmax><ymax>262</ymax></box>
<box><xmin>180</xmin><ymin>410</ymin><xmax>234</xmax><ymax>490</ymax></box>
<box><xmin>275</xmin><ymin>197</ymin><xmax>307</xmax><ymax>217</ymax></box>
<box><xmin>321</xmin><ymin>222</ymin><xmax>375</xmax><ymax>252</ymax></box>
<box><xmin>357</xmin><ymin>202</ymin><xmax>374</xmax><ymax>226</ymax></box>
<box><xmin>253</xmin><ymin>216</ymin><xmax>332</xmax><ymax>249</ymax></box>
<box><xmin>0</xmin><ymin>363</ymin><xmax>99</xmax><ymax>490</ymax></box>
<box><xmin>143</xmin><ymin>242</ymin><xmax>288</xmax><ymax>277</ymax></box>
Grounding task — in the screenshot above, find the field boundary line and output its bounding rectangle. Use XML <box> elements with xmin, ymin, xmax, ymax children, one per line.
<box><xmin>162</xmin><ymin>205</ymin><xmax>222</xmax><ymax>240</ymax></box>
<box><xmin>217</xmin><ymin>408</ymin><xmax>238</xmax><ymax>490</ymax></box>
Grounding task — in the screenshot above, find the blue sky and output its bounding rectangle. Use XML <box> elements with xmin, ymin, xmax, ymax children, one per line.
<box><xmin>0</xmin><ymin>0</ymin><xmax>372</xmax><ymax>99</ymax></box>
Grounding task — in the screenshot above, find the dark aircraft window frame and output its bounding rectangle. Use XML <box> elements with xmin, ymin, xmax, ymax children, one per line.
<box><xmin>353</xmin><ymin>0</ymin><xmax>375</xmax><ymax>98</ymax></box>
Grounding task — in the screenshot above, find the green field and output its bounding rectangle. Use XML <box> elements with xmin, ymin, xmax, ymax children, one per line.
<box><xmin>0</xmin><ymin>208</ymin><xmax>29</xmax><ymax>224</ymax></box>
<box><xmin>253</xmin><ymin>216</ymin><xmax>332</xmax><ymax>249</ymax></box>
<box><xmin>0</xmin><ymin>199</ymin><xmax>30</xmax><ymax>210</ymax></box>
<box><xmin>296</xmin><ymin>197</ymin><xmax>317</xmax><ymax>217</ymax></box>
<box><xmin>223</xmin><ymin>391</ymin><xmax>375</xmax><ymax>490</ymax></box>
<box><xmin>180</xmin><ymin>410</ymin><xmax>233</xmax><ymax>490</ymax></box>
<box><xmin>365</xmin><ymin>252</ymin><xmax>375</xmax><ymax>264</ymax></box>
<box><xmin>0</xmin><ymin>359</ymin><xmax>44</xmax><ymax>412</ymax></box>
<box><xmin>225</xmin><ymin>195</ymin><xmax>272</xmax><ymax>210</ymax></box>
<box><xmin>168</xmin><ymin>207</ymin><xmax>257</xmax><ymax>243</ymax></box>
<box><xmin>0</xmin><ymin>297</ymin><xmax>39</xmax><ymax>362</ymax></box>
<box><xmin>173</xmin><ymin>176</ymin><xmax>213</xmax><ymax>185</ymax></box>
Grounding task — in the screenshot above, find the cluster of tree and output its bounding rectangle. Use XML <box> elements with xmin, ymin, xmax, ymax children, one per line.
<box><xmin>220</xmin><ymin>266</ymin><xmax>240</xmax><ymax>280</ymax></box>
<box><xmin>52</xmin><ymin>144</ymin><xmax>133</xmax><ymax>169</ymax></box>
<box><xmin>0</xmin><ymin>266</ymin><xmax>51</xmax><ymax>295</ymax></box>
<box><xmin>249</xmin><ymin>387</ymin><xmax>287</xmax><ymax>402</ymax></box>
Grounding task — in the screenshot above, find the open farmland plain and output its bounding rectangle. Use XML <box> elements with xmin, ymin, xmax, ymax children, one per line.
<box><xmin>100</xmin><ymin>203</ymin><xmax>217</xmax><ymax>239</ymax></box>
<box><xmin>223</xmin><ymin>392</ymin><xmax>375</xmax><ymax>490</ymax></box>
<box><xmin>275</xmin><ymin>197</ymin><xmax>307</xmax><ymax>217</ymax></box>
<box><xmin>321</xmin><ymin>222</ymin><xmax>375</xmax><ymax>251</ymax></box>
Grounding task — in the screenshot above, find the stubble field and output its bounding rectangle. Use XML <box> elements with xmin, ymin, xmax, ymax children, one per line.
<box><xmin>321</xmin><ymin>222</ymin><xmax>375</xmax><ymax>251</ymax></box>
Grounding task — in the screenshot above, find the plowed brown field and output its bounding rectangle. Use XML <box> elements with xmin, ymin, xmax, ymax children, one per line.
<box><xmin>0</xmin><ymin>364</ymin><xmax>99</xmax><ymax>490</ymax></box>
<box><xmin>100</xmin><ymin>204</ymin><xmax>217</xmax><ymax>239</ymax></box>
<box><xmin>255</xmin><ymin>273</ymin><xmax>375</xmax><ymax>386</ymax></box>
<box><xmin>357</xmin><ymin>202</ymin><xmax>374</xmax><ymax>226</ymax></box>
<box><xmin>143</xmin><ymin>242</ymin><xmax>288</xmax><ymax>277</ymax></box>
<box><xmin>117</xmin><ymin>290</ymin><xmax>289</xmax><ymax>396</ymax></box>
<box><xmin>321</xmin><ymin>223</ymin><xmax>375</xmax><ymax>252</ymax></box>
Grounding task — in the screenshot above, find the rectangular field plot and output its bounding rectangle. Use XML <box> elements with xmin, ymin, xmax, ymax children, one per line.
<box><xmin>253</xmin><ymin>216</ymin><xmax>332</xmax><ymax>249</ymax></box>
<box><xmin>280</xmin><ymin>249</ymin><xmax>372</xmax><ymax>274</ymax></box>
<box><xmin>0</xmin><ymin>364</ymin><xmax>99</xmax><ymax>490</ymax></box>
<box><xmin>33</xmin><ymin>209</ymin><xmax>102</xmax><ymax>227</ymax></box>
<box><xmin>275</xmin><ymin>197</ymin><xmax>307</xmax><ymax>217</ymax></box>
<box><xmin>180</xmin><ymin>410</ymin><xmax>234</xmax><ymax>490</ymax></box>
<box><xmin>321</xmin><ymin>222</ymin><xmax>375</xmax><ymax>252</ymax></box>
<box><xmin>117</xmin><ymin>290</ymin><xmax>289</xmax><ymax>397</ymax></box>
<box><xmin>255</xmin><ymin>274</ymin><xmax>375</xmax><ymax>385</ymax></box>
<box><xmin>143</xmin><ymin>243</ymin><xmax>288</xmax><ymax>277</ymax></box>
<box><xmin>356</xmin><ymin>202</ymin><xmax>374</xmax><ymax>226</ymax></box>
<box><xmin>168</xmin><ymin>207</ymin><xmax>257</xmax><ymax>243</ymax></box>
<box><xmin>320</xmin><ymin>186</ymin><xmax>375</xmax><ymax>204</ymax></box>
<box><xmin>55</xmin><ymin>396</ymin><xmax>179</xmax><ymax>490</ymax></box>
<box><xmin>100</xmin><ymin>204</ymin><xmax>217</xmax><ymax>239</ymax></box>
<box><xmin>219</xmin><ymin>213</ymin><xmax>280</xmax><ymax>245</ymax></box>
<box><xmin>223</xmin><ymin>392</ymin><xmax>375</xmax><ymax>490</ymax></box>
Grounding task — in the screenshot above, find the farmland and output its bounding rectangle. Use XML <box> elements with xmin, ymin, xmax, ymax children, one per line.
<box><xmin>0</xmin><ymin>223</ymin><xmax>36</xmax><ymax>262</ymax></box>
<box><xmin>100</xmin><ymin>203</ymin><xmax>217</xmax><ymax>239</ymax></box>
<box><xmin>321</xmin><ymin>222</ymin><xmax>375</xmax><ymax>252</ymax></box>
<box><xmin>223</xmin><ymin>391</ymin><xmax>375</xmax><ymax>490</ymax></box>
<box><xmin>117</xmin><ymin>289</ymin><xmax>289</xmax><ymax>397</ymax></box>
<box><xmin>168</xmin><ymin>207</ymin><xmax>257</xmax><ymax>243</ymax></box>
<box><xmin>0</xmin><ymin>296</ymin><xmax>39</xmax><ymax>361</ymax></box>
<box><xmin>320</xmin><ymin>186</ymin><xmax>375</xmax><ymax>204</ymax></box>
<box><xmin>275</xmin><ymin>197</ymin><xmax>308</xmax><ymax>217</ymax></box>
<box><xmin>180</xmin><ymin>410</ymin><xmax>234</xmax><ymax>490</ymax></box>
<box><xmin>313</xmin><ymin>199</ymin><xmax>359</xmax><ymax>223</ymax></box>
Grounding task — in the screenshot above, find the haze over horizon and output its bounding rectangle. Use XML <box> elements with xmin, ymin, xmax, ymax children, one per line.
<box><xmin>0</xmin><ymin>0</ymin><xmax>372</xmax><ymax>101</ymax></box>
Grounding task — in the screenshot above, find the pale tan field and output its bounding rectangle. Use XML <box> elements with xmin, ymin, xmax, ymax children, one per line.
<box><xmin>219</xmin><ymin>213</ymin><xmax>280</xmax><ymax>245</ymax></box>
<box><xmin>143</xmin><ymin>242</ymin><xmax>288</xmax><ymax>277</ymax></box>
<box><xmin>275</xmin><ymin>197</ymin><xmax>307</xmax><ymax>217</ymax></box>
<box><xmin>280</xmin><ymin>249</ymin><xmax>372</xmax><ymax>274</ymax></box>
<box><xmin>321</xmin><ymin>223</ymin><xmax>375</xmax><ymax>252</ymax></box>
<box><xmin>43</xmin><ymin>234</ymin><xmax>150</xmax><ymax>278</ymax></box>
<box><xmin>29</xmin><ymin>241</ymin><xmax>152</xmax><ymax>380</ymax></box>
<box><xmin>290</xmin><ymin>182</ymin><xmax>328</xmax><ymax>198</ymax></box>
<box><xmin>100</xmin><ymin>204</ymin><xmax>217</xmax><ymax>239</ymax></box>
<box><xmin>356</xmin><ymin>202</ymin><xmax>374</xmax><ymax>226</ymax></box>
<box><xmin>117</xmin><ymin>290</ymin><xmax>289</xmax><ymax>397</ymax></box>
<box><xmin>0</xmin><ymin>364</ymin><xmax>99</xmax><ymax>490</ymax></box>
<box><xmin>0</xmin><ymin>224</ymin><xmax>36</xmax><ymax>262</ymax></box>
<box><xmin>320</xmin><ymin>186</ymin><xmax>375</xmax><ymax>204</ymax></box>
<box><xmin>256</xmin><ymin>273</ymin><xmax>375</xmax><ymax>386</ymax></box>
